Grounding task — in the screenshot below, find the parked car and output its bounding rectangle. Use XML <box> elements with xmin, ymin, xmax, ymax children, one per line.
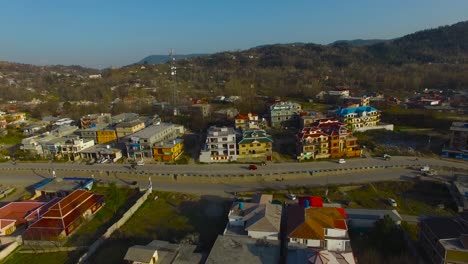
<box><xmin>420</xmin><ymin>165</ymin><xmax>430</xmax><ymax>172</ymax></box>
<box><xmin>137</xmin><ymin>160</ymin><xmax>145</xmax><ymax>166</ymax></box>
<box><xmin>337</xmin><ymin>159</ymin><xmax>346</xmax><ymax>164</ymax></box>
<box><xmin>387</xmin><ymin>198</ymin><xmax>397</xmax><ymax>207</ymax></box>
<box><xmin>248</xmin><ymin>164</ymin><xmax>257</xmax><ymax>170</ymax></box>
<box><xmin>260</xmin><ymin>161</ymin><xmax>266</xmax><ymax>166</ymax></box>
<box><xmin>423</xmin><ymin>170</ymin><xmax>437</xmax><ymax>176</ymax></box>
<box><xmin>286</xmin><ymin>194</ymin><xmax>297</xmax><ymax>200</ymax></box>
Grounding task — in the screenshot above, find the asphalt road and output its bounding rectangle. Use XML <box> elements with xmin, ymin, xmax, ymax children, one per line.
<box><xmin>0</xmin><ymin>156</ymin><xmax>466</xmax><ymax>197</ymax></box>
<box><xmin>1</xmin><ymin>156</ymin><xmax>466</xmax><ymax>175</ymax></box>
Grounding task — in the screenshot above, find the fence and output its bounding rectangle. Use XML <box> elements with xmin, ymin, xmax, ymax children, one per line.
<box><xmin>77</xmin><ymin>188</ymin><xmax>151</xmax><ymax>264</ymax></box>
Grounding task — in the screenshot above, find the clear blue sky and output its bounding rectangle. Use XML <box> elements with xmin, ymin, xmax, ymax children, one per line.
<box><xmin>1</xmin><ymin>0</ymin><xmax>467</xmax><ymax>69</ymax></box>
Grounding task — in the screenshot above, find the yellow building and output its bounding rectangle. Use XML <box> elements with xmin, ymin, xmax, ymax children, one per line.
<box><xmin>116</xmin><ymin>119</ymin><xmax>145</xmax><ymax>138</ymax></box>
<box><xmin>96</xmin><ymin>129</ymin><xmax>117</xmax><ymax>144</ymax></box>
<box><xmin>152</xmin><ymin>139</ymin><xmax>183</xmax><ymax>162</ymax></box>
<box><xmin>5</xmin><ymin>112</ymin><xmax>26</xmax><ymax>123</ymax></box>
<box><xmin>238</xmin><ymin>130</ymin><xmax>273</xmax><ymax>161</ymax></box>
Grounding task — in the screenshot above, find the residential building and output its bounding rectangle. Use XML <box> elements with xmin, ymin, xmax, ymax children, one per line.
<box><xmin>287</xmin><ymin>204</ymin><xmax>351</xmax><ymax>252</ymax></box>
<box><xmin>345</xmin><ymin>209</ymin><xmax>402</xmax><ymax>228</ymax></box>
<box><xmin>43</xmin><ymin>137</ymin><xmax>67</xmax><ymax>159</ymax></box>
<box><xmin>419</xmin><ymin>216</ymin><xmax>468</xmax><ymax>264</ymax></box>
<box><xmin>213</xmin><ymin>107</ymin><xmax>238</xmax><ymax>120</ymax></box>
<box><xmin>299</xmin><ymin>111</ymin><xmax>325</xmax><ymax>129</ymax></box>
<box><xmin>206</xmin><ymin>235</ymin><xmax>281</xmax><ymax>264</ymax></box>
<box><xmin>124</xmin><ymin>123</ymin><xmax>180</xmax><ymax>159</ymax></box>
<box><xmin>79</xmin><ymin>144</ymin><xmax>123</xmax><ymax>162</ymax></box>
<box><xmin>22</xmin><ymin>190</ymin><xmax>104</xmax><ymax>241</ymax></box>
<box><xmin>111</xmin><ymin>113</ymin><xmax>139</xmax><ymax>124</ymax></box>
<box><xmin>21</xmin><ymin>133</ymin><xmax>58</xmax><ymax>156</ymax></box>
<box><xmin>237</xmin><ymin>130</ymin><xmax>273</xmax><ymax>161</ymax></box>
<box><xmin>0</xmin><ymin>201</ymin><xmax>45</xmax><ymax>235</ymax></box>
<box><xmin>51</xmin><ymin>124</ymin><xmax>79</xmax><ymax>137</ymax></box>
<box><xmin>199</xmin><ymin>126</ymin><xmax>237</xmax><ymax>163</ymax></box>
<box><xmin>269</xmin><ymin>101</ymin><xmax>302</xmax><ymax>128</ymax></box>
<box><xmin>79</xmin><ymin>113</ymin><xmax>111</xmax><ymax>129</ymax></box>
<box><xmin>190</xmin><ymin>103</ymin><xmax>211</xmax><ymax>118</ymax></box>
<box><xmin>60</xmin><ymin>138</ymin><xmax>94</xmax><ymax>160</ymax></box>
<box><xmin>335</xmin><ymin>105</ymin><xmax>382</xmax><ymax>131</ymax></box>
<box><xmin>287</xmin><ymin>245</ymin><xmax>356</xmax><ymax>264</ymax></box>
<box><xmin>116</xmin><ymin>119</ymin><xmax>145</xmax><ymax>138</ymax></box>
<box><xmin>442</xmin><ymin>122</ymin><xmax>468</xmax><ymax>160</ymax></box>
<box><xmin>224</xmin><ymin>194</ymin><xmax>282</xmax><ymax>240</ymax></box>
<box><xmin>96</xmin><ymin>128</ymin><xmax>117</xmax><ymax>144</ymax></box>
<box><xmin>123</xmin><ymin>240</ymin><xmax>202</xmax><ymax>264</ymax></box>
<box><xmin>297</xmin><ymin>118</ymin><xmax>361</xmax><ymax>160</ymax></box>
<box><xmin>75</xmin><ymin>123</ymin><xmax>108</xmax><ymax>143</ymax></box>
<box><xmin>297</xmin><ymin>127</ymin><xmax>330</xmax><ymax>160</ymax></box>
<box><xmin>33</xmin><ymin>177</ymin><xmax>94</xmax><ymax>198</ymax></box>
<box><xmin>235</xmin><ymin>113</ymin><xmax>262</xmax><ymax>130</ymax></box>
<box><xmin>4</xmin><ymin>112</ymin><xmax>26</xmax><ymax>123</ymax></box>
<box><xmin>152</xmin><ymin>138</ymin><xmax>183</xmax><ymax>162</ymax></box>
<box><xmin>452</xmin><ymin>176</ymin><xmax>468</xmax><ymax>212</ymax></box>
<box><xmin>23</xmin><ymin>122</ymin><xmax>46</xmax><ymax>136</ymax></box>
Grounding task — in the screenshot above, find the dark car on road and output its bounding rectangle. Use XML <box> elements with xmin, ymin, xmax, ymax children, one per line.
<box><xmin>248</xmin><ymin>165</ymin><xmax>258</xmax><ymax>170</ymax></box>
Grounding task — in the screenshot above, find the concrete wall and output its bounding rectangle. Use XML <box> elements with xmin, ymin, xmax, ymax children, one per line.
<box><xmin>77</xmin><ymin>188</ymin><xmax>151</xmax><ymax>264</ymax></box>
<box><xmin>0</xmin><ymin>242</ymin><xmax>19</xmax><ymax>262</ymax></box>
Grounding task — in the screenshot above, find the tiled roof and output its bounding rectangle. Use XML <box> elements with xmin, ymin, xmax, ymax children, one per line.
<box><xmin>245</xmin><ymin>204</ymin><xmax>282</xmax><ymax>233</ymax></box>
<box><xmin>0</xmin><ymin>201</ymin><xmax>45</xmax><ymax>224</ymax></box>
<box><xmin>335</xmin><ymin>106</ymin><xmax>378</xmax><ymax>117</ymax></box>
<box><xmin>23</xmin><ymin>190</ymin><xmax>104</xmax><ymax>240</ymax></box>
<box><xmin>288</xmin><ymin>205</ymin><xmax>347</xmax><ymax>240</ymax></box>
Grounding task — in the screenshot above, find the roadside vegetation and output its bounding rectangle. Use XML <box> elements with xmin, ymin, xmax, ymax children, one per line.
<box><xmin>240</xmin><ymin>180</ymin><xmax>456</xmax><ymax>216</ymax></box>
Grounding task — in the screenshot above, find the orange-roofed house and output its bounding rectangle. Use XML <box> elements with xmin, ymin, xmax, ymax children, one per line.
<box><xmin>287</xmin><ymin>205</ymin><xmax>352</xmax><ymax>252</ymax></box>
<box><xmin>0</xmin><ymin>201</ymin><xmax>45</xmax><ymax>236</ymax></box>
<box><xmin>22</xmin><ymin>190</ymin><xmax>104</xmax><ymax>241</ymax></box>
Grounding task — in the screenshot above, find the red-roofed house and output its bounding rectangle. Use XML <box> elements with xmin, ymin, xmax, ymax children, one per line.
<box><xmin>287</xmin><ymin>205</ymin><xmax>351</xmax><ymax>252</ymax></box>
<box><xmin>0</xmin><ymin>201</ymin><xmax>45</xmax><ymax>235</ymax></box>
<box><xmin>22</xmin><ymin>190</ymin><xmax>104</xmax><ymax>240</ymax></box>
<box><xmin>235</xmin><ymin>112</ymin><xmax>262</xmax><ymax>130</ymax></box>
<box><xmin>297</xmin><ymin>118</ymin><xmax>361</xmax><ymax>161</ymax></box>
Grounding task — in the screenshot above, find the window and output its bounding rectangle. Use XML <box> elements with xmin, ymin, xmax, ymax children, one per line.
<box><xmin>222</xmin><ymin>137</ymin><xmax>227</xmax><ymax>141</ymax></box>
<box><xmin>250</xmin><ymin>144</ymin><xmax>253</xmax><ymax>147</ymax></box>
<box><xmin>257</xmin><ymin>143</ymin><xmax>261</xmax><ymax>146</ymax></box>
<box><xmin>230</xmin><ymin>151</ymin><xmax>235</xmax><ymax>155</ymax></box>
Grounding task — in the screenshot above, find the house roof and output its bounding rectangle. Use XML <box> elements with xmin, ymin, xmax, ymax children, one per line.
<box><xmin>421</xmin><ymin>217</ymin><xmax>468</xmax><ymax>239</ymax></box>
<box><xmin>308</xmin><ymin>249</ymin><xmax>356</xmax><ymax>264</ymax></box>
<box><xmin>206</xmin><ymin>235</ymin><xmax>281</xmax><ymax>264</ymax></box>
<box><xmin>124</xmin><ymin>240</ymin><xmax>201</xmax><ymax>264</ymax></box>
<box><xmin>124</xmin><ymin>245</ymin><xmax>158</xmax><ymax>263</ymax></box>
<box><xmin>244</xmin><ymin>203</ymin><xmax>282</xmax><ymax>233</ymax></box>
<box><xmin>0</xmin><ymin>201</ymin><xmax>45</xmax><ymax>224</ymax></box>
<box><xmin>252</xmin><ymin>194</ymin><xmax>273</xmax><ymax>204</ymax></box>
<box><xmin>288</xmin><ymin>205</ymin><xmax>347</xmax><ymax>240</ymax></box>
<box><xmin>335</xmin><ymin>106</ymin><xmax>378</xmax><ymax>117</ymax></box>
<box><xmin>23</xmin><ymin>190</ymin><xmax>104</xmax><ymax>239</ymax></box>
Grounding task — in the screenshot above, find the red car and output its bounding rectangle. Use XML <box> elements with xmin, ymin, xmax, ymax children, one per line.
<box><xmin>248</xmin><ymin>165</ymin><xmax>258</xmax><ymax>170</ymax></box>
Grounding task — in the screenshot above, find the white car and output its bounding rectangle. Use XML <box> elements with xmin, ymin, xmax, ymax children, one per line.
<box><xmin>337</xmin><ymin>159</ymin><xmax>346</xmax><ymax>164</ymax></box>
<box><xmin>286</xmin><ymin>194</ymin><xmax>297</xmax><ymax>200</ymax></box>
<box><xmin>387</xmin><ymin>198</ymin><xmax>397</xmax><ymax>207</ymax></box>
<box><xmin>137</xmin><ymin>160</ymin><xmax>145</xmax><ymax>166</ymax></box>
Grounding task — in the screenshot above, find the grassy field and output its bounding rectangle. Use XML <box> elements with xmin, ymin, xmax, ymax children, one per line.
<box><xmin>240</xmin><ymin>180</ymin><xmax>456</xmax><ymax>216</ymax></box>
<box><xmin>2</xmin><ymin>251</ymin><xmax>71</xmax><ymax>264</ymax></box>
<box><xmin>88</xmin><ymin>191</ymin><xmax>230</xmax><ymax>264</ymax></box>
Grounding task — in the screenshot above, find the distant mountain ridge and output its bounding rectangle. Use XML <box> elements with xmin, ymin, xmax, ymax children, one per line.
<box><xmin>329</xmin><ymin>39</ymin><xmax>388</xmax><ymax>46</ymax></box>
<box><xmin>138</xmin><ymin>54</ymin><xmax>209</xmax><ymax>64</ymax></box>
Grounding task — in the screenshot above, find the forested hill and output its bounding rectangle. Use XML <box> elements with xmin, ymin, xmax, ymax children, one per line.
<box><xmin>369</xmin><ymin>21</ymin><xmax>468</xmax><ymax>64</ymax></box>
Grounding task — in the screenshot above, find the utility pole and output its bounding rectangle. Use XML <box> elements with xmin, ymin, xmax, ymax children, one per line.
<box><xmin>169</xmin><ymin>49</ymin><xmax>178</xmax><ymax>116</ymax></box>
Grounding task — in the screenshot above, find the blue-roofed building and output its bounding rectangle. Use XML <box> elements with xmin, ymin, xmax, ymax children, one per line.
<box><xmin>335</xmin><ymin>106</ymin><xmax>381</xmax><ymax>131</ymax></box>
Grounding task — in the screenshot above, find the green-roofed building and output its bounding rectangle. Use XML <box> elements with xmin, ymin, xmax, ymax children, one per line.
<box><xmin>238</xmin><ymin>130</ymin><xmax>273</xmax><ymax>161</ymax></box>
